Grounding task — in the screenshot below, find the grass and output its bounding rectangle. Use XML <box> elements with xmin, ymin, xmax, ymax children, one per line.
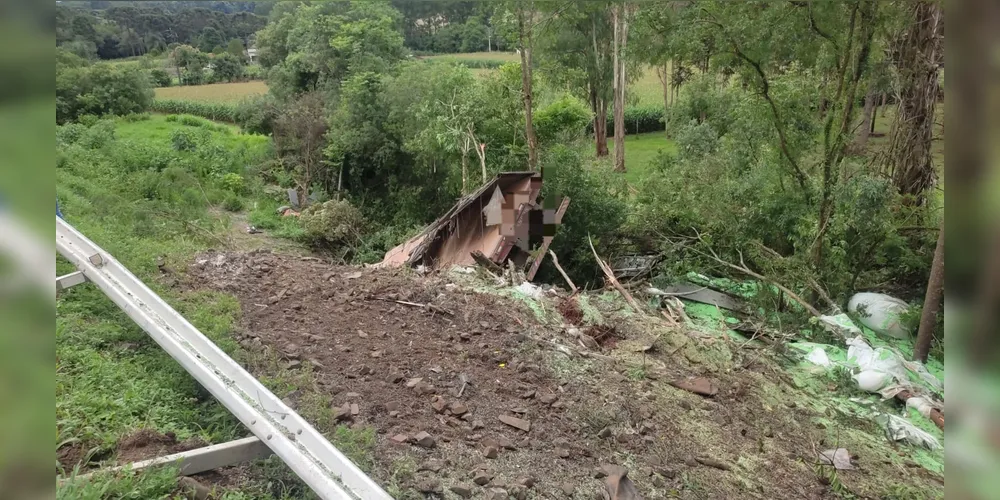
<box><xmin>154</xmin><ymin>81</ymin><xmax>269</xmax><ymax>103</ymax></box>
<box><xmin>422</xmin><ymin>51</ymin><xmax>519</xmax><ymax>63</ymax></box>
<box><xmin>55</xmin><ymin>115</ymin><xmax>299</xmax><ymax>497</ymax></box>
<box><xmin>631</xmin><ymin>63</ymin><xmax>669</xmax><ymax>107</ymax></box>
<box><xmin>608</xmin><ymin>131</ymin><xmax>679</xmax><ymax>185</ymax></box>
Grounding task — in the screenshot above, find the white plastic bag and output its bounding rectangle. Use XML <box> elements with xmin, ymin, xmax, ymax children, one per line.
<box><xmin>845</xmin><ymin>336</ymin><xmax>910</xmax><ymax>393</ymax></box>
<box><xmin>877</xmin><ymin>414</ymin><xmax>940</xmax><ymax>449</ymax></box>
<box><xmin>806</xmin><ymin>347</ymin><xmax>831</xmax><ymax>367</ymax></box>
<box><xmin>818</xmin><ymin>313</ymin><xmax>862</xmax><ymax>337</ymax></box>
<box><xmin>847</xmin><ymin>292</ymin><xmax>911</xmax><ymax>339</ymax></box>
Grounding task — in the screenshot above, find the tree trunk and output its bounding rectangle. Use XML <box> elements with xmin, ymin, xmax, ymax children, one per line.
<box><xmin>886</xmin><ymin>1</ymin><xmax>943</xmax><ymax>205</ymax></box>
<box><xmin>517</xmin><ymin>2</ymin><xmax>539</xmax><ymax>171</ymax></box>
<box><xmin>594</xmin><ymin>93</ymin><xmax>609</xmax><ymax>157</ymax></box>
<box><xmin>657</xmin><ymin>61</ymin><xmax>670</xmax><ymax>136</ymax></box>
<box><xmin>913</xmin><ymin>220</ymin><xmax>944</xmax><ymax>362</ymax></box>
<box><xmin>461</xmin><ymin>148</ymin><xmax>469</xmax><ymax>195</ymax></box>
<box><xmin>855</xmin><ymin>89</ymin><xmax>876</xmax><ymax>148</ymax></box>
<box><xmin>611</xmin><ymin>3</ymin><xmax>629</xmax><ymax>173</ymax></box>
<box><xmin>879</xmin><ymin>91</ymin><xmax>888</xmax><ymax>117</ymax></box>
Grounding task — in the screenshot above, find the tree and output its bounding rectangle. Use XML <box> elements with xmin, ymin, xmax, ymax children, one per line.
<box><xmin>226</xmin><ymin>38</ymin><xmax>245</xmax><ymax>59</ymax></box>
<box><xmin>610</xmin><ymin>1</ymin><xmax>633</xmax><ymax>172</ymax></box>
<box><xmin>535</xmin><ymin>1</ymin><xmax>614</xmax><ymax>157</ymax></box>
<box><xmin>514</xmin><ymin>0</ymin><xmax>539</xmax><ymax>171</ymax></box>
<box><xmin>56</xmin><ymin>63</ymin><xmax>154</xmax><ymax>124</ymax></box>
<box><xmin>272</xmin><ymin>92</ymin><xmax>329</xmax><ymax>204</ymax></box>
<box><xmin>913</xmin><ymin>219</ymin><xmax>943</xmax><ymax>363</ymax></box>
<box><xmin>169</xmin><ymin>44</ymin><xmax>209</xmax><ymax>83</ymax></box>
<box><xmin>255</xmin><ymin>2</ymin><xmax>405</xmax><ymax>98</ymax></box>
<box><xmin>885</xmin><ymin>1</ymin><xmax>943</xmax><ymax>205</ymax></box>
<box><xmin>211</xmin><ymin>53</ymin><xmax>245</xmax><ymax>82</ymax></box>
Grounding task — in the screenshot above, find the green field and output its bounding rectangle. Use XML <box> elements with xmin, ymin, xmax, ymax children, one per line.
<box><xmin>154</xmin><ymin>80</ymin><xmax>269</xmax><ymax>103</ymax></box>
<box><xmin>608</xmin><ymin>131</ymin><xmax>678</xmax><ymax>185</ymax></box>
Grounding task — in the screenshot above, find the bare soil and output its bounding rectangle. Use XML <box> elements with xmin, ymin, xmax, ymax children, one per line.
<box><xmin>186</xmin><ymin>250</ymin><xmax>943</xmax><ymax>499</ymax></box>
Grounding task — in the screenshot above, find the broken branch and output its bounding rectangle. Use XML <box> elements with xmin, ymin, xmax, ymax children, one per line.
<box><xmin>548</xmin><ymin>250</ymin><xmax>578</xmax><ymax>293</ymax></box>
<box><xmin>588</xmin><ymin>235</ymin><xmax>643</xmax><ymax>314</ymax></box>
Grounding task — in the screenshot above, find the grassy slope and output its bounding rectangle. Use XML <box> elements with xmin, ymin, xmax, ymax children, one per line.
<box><xmin>154</xmin><ymin>81</ymin><xmax>269</xmax><ymax>103</ymax></box>
<box><xmin>55</xmin><ymin>116</ymin><xmax>283</xmax><ymax>498</ymax></box>
<box><xmin>422</xmin><ymin>51</ymin><xmax>520</xmax><ymax>63</ymax></box>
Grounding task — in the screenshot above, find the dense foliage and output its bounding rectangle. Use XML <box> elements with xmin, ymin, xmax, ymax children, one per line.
<box><xmin>56</xmin><ymin>3</ymin><xmax>265</xmax><ymax>59</ymax></box>
<box><xmin>56</xmin><ymin>61</ymin><xmax>154</xmax><ymax>124</ymax></box>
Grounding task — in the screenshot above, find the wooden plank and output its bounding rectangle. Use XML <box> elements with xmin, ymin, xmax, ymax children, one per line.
<box><xmin>61</xmin><ymin>437</ymin><xmax>272</xmax><ymax>484</ymax></box>
<box><xmin>525</xmin><ymin>197</ymin><xmax>571</xmax><ymax>280</ymax></box>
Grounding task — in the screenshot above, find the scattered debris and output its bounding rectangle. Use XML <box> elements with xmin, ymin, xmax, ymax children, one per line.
<box><xmin>602</xmin><ymin>465</ymin><xmax>644</xmax><ymax>500</ymax></box>
<box><xmin>498</xmin><ymin>415</ymin><xmax>531</xmax><ymax>432</ymax></box>
<box><xmin>611</xmin><ymin>254</ymin><xmax>660</xmax><ymax>280</ymax></box>
<box><xmin>847</xmin><ymin>292</ymin><xmax>910</xmax><ymax>339</ymax></box>
<box><xmin>651</xmin><ymin>284</ymin><xmax>746</xmax><ymax>313</ymax></box>
<box><xmin>670</xmin><ymin>377</ymin><xmax>718</xmax><ymax>397</ymax></box>
<box><xmin>413</xmin><ymin>431</ymin><xmax>436</xmax><ymax>448</ymax></box>
<box><xmin>877</xmin><ymin>414</ymin><xmax>940</xmax><ymax>449</ymax></box>
<box><xmin>694</xmin><ymin>456</ymin><xmax>732</xmax><ymax>471</ymax></box>
<box><xmin>472</xmin><ymin>470</ymin><xmax>494</xmax><ymax>486</ymax></box>
<box><xmin>819</xmin><ymin>448</ymin><xmax>855</xmax><ymax>470</ymax></box>
<box><xmin>450</xmin><ymin>484</ymin><xmax>474</xmax><ymax>498</ymax></box>
<box><xmin>589</xmin><ymin>235</ymin><xmax>643</xmax><ymax>314</ymax></box>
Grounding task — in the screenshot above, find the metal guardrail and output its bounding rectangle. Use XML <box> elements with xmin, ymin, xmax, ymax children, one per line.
<box><xmin>56</xmin><ymin>217</ymin><xmax>392</xmax><ymax>500</ymax></box>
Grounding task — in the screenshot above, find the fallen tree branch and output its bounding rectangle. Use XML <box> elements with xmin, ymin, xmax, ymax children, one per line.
<box><xmin>380</xmin><ymin>298</ymin><xmax>454</xmax><ymax>317</ymax></box>
<box><xmin>589</xmin><ymin>235</ymin><xmax>643</xmax><ymax>314</ymax></box>
<box><xmin>471</xmin><ymin>250</ymin><xmax>503</xmax><ymax>275</ymax></box>
<box><xmin>548</xmin><ymin>250</ymin><xmax>578</xmax><ymax>293</ymax></box>
<box><xmin>689</xmin><ymin>229</ymin><xmax>822</xmax><ymax>318</ymax></box>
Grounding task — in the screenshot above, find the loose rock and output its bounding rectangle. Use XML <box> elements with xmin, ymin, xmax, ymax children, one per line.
<box><xmin>390</xmin><ymin>434</ymin><xmax>409</xmax><ymax>445</ymax></box>
<box><xmin>670</xmin><ymin>377</ymin><xmax>718</xmax><ymax>397</ymax></box>
<box><xmin>450</xmin><ymin>484</ymin><xmax>474</xmax><ymax>498</ymax></box>
<box><xmin>598</xmin><ymin>427</ymin><xmax>612</xmax><ymax>439</ymax></box>
<box><xmin>483</xmin><ymin>446</ymin><xmax>499</xmax><ymax>459</ymax></box>
<box><xmin>472</xmin><ymin>470</ymin><xmax>494</xmax><ymax>486</ymax></box>
<box><xmin>449</xmin><ymin>402</ymin><xmax>469</xmax><ymax>416</ymax></box>
<box><xmin>539</xmin><ymin>394</ymin><xmax>559</xmax><ymax>405</ymax></box>
<box><xmin>415</xmin><ymin>477</ymin><xmax>441</xmax><ymax>493</ymax></box>
<box><xmin>405</xmin><ymin>377</ymin><xmax>423</xmax><ymax>388</ymax></box>
<box><xmin>414</xmin><ymin>431</ymin><xmax>436</xmax><ymax>448</ymax></box>
<box><xmin>560</xmin><ymin>482</ymin><xmax>576</xmax><ymax>496</ymax></box>
<box><xmin>499</xmin><ymin>415</ymin><xmax>531</xmax><ymax>432</ymax></box>
<box><xmin>486</xmin><ymin>488</ymin><xmax>508</xmax><ymax>500</ymax></box>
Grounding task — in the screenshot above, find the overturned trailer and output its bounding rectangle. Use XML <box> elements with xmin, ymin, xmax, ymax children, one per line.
<box><xmin>378</xmin><ymin>171</ymin><xmax>568</xmax><ymax>279</ymax></box>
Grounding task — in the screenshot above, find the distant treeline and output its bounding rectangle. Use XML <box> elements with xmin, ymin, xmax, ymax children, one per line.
<box><xmin>56</xmin><ymin>3</ymin><xmax>268</xmax><ymax>60</ymax></box>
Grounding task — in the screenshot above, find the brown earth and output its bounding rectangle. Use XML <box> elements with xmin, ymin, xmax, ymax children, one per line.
<box><xmin>186</xmin><ymin>250</ymin><xmax>943</xmax><ymax>499</ymax></box>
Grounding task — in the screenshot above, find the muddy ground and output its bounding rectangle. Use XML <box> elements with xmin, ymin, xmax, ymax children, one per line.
<box><xmin>171</xmin><ymin>249</ymin><xmax>943</xmax><ymax>499</ymax></box>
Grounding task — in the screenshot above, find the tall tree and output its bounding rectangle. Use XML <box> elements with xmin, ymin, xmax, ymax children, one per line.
<box><xmin>514</xmin><ymin>0</ymin><xmax>539</xmax><ymax>171</ymax></box>
<box><xmin>535</xmin><ymin>2</ymin><xmax>613</xmax><ymax>157</ymax></box>
<box><xmin>610</xmin><ymin>1</ymin><xmax>632</xmax><ymax>172</ymax></box>
<box><xmin>885</xmin><ymin>0</ymin><xmax>943</xmax><ymax>205</ymax></box>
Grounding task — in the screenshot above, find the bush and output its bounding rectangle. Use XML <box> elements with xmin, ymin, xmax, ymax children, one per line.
<box><xmin>299</xmin><ymin>199</ymin><xmax>367</xmax><ymax>248</ymax></box>
<box><xmin>539</xmin><ymin>145</ymin><xmax>629</xmax><ymax>284</ymax></box>
<box><xmin>149</xmin><ymin>68</ymin><xmax>172</xmax><ymax>87</ymax></box>
<box><xmin>234</xmin><ymin>95</ymin><xmax>278</xmax><ymax>135</ymax></box>
<box><xmin>209</xmin><ymin>53</ymin><xmax>245</xmax><ymax>83</ymax></box>
<box><xmin>221</xmin><ymin>193</ymin><xmax>244</xmax><ymax>212</ymax></box>
<box><xmin>78</xmin><ymin>120</ymin><xmax>117</xmax><ymax>149</ymax></box>
<box><xmin>114</xmin><ymin>141</ymin><xmax>175</xmax><ymax>172</ymax></box>
<box><xmin>181</xmin><ymin>69</ymin><xmax>206</xmax><ymax>86</ymax></box>
<box><xmin>590</xmin><ymin>106</ymin><xmax>666</xmax><ymax>136</ymax></box>
<box><xmin>535</xmin><ymin>93</ymin><xmax>593</xmax><ymax>143</ymax></box>
<box><xmin>220</xmin><ymin>173</ymin><xmax>245</xmax><ymax>194</ymax></box>
<box><xmin>56</xmin><ymin>63</ymin><xmax>154</xmax><ymax>124</ymax></box>
<box><xmin>56</xmin><ymin>123</ymin><xmax>88</xmax><ymax>146</ymax></box>
<box><xmin>171</xmin><ymin>129</ymin><xmax>198</xmax><ymax>151</ymax></box>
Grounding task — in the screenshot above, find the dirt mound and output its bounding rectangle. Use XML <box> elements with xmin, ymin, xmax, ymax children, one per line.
<box><xmin>188</xmin><ymin>250</ymin><xmax>944</xmax><ymax>499</ymax></box>
<box><xmin>116</xmin><ymin>429</ymin><xmax>207</xmax><ymax>465</ymax></box>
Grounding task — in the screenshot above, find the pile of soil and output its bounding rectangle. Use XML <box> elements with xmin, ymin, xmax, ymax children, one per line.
<box><xmin>186</xmin><ymin>250</ymin><xmax>943</xmax><ymax>499</ymax></box>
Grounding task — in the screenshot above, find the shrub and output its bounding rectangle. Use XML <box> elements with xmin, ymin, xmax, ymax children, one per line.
<box><xmin>114</xmin><ymin>141</ymin><xmax>174</xmax><ymax>172</ymax></box>
<box><xmin>535</xmin><ymin>93</ymin><xmax>593</xmax><ymax>143</ymax></box>
<box><xmin>56</xmin><ymin>123</ymin><xmax>88</xmax><ymax>146</ymax></box>
<box><xmin>56</xmin><ymin>63</ymin><xmax>154</xmax><ymax>124</ymax></box>
<box><xmin>234</xmin><ymin>95</ymin><xmax>278</xmax><ymax>135</ymax></box>
<box><xmin>221</xmin><ymin>193</ymin><xmax>244</xmax><ymax>212</ymax></box>
<box><xmin>299</xmin><ymin>199</ymin><xmax>367</xmax><ymax>248</ymax></box>
<box><xmin>181</xmin><ymin>69</ymin><xmax>206</xmax><ymax>86</ymax></box>
<box><xmin>149</xmin><ymin>68</ymin><xmax>172</xmax><ymax>87</ymax></box>
<box><xmin>78</xmin><ymin>120</ymin><xmax>117</xmax><ymax>149</ymax></box>
<box><xmin>219</xmin><ymin>173</ymin><xmax>245</xmax><ymax>194</ymax></box>
<box><xmin>209</xmin><ymin>53</ymin><xmax>245</xmax><ymax>83</ymax></box>
<box><xmin>122</xmin><ymin>112</ymin><xmax>151</xmax><ymax>122</ymax></box>
<box><xmin>171</xmin><ymin>129</ymin><xmax>198</xmax><ymax>151</ymax></box>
